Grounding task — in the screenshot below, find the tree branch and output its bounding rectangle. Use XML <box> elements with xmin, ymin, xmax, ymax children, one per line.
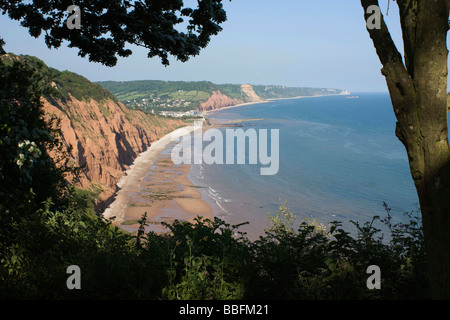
<box><xmin>396</xmin><ymin>0</ymin><xmax>418</xmax><ymax>77</ymax></box>
<box><xmin>361</xmin><ymin>0</ymin><xmax>413</xmax><ymax>92</ymax></box>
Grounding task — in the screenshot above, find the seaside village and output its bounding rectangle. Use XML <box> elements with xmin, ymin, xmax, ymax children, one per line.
<box><xmin>125</xmin><ymin>95</ymin><xmax>202</xmax><ymax>118</ymax></box>
<box><xmin>159</xmin><ymin>109</ymin><xmax>201</xmax><ymax>118</ymax></box>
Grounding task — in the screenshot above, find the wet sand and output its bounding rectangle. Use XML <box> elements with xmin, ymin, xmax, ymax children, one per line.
<box><xmin>103</xmin><ymin>125</ymin><xmax>213</xmax><ymax>235</ymax></box>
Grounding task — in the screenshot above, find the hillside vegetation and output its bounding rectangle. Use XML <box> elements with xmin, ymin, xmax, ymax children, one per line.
<box><xmin>98</xmin><ymin>80</ymin><xmax>348</xmax><ymax>113</ymax></box>
<box><xmin>252</xmin><ymin>85</ymin><xmax>347</xmax><ymax>100</ymax></box>
<box><xmin>2</xmin><ymin>53</ymin><xmax>117</xmax><ymax>103</ymax></box>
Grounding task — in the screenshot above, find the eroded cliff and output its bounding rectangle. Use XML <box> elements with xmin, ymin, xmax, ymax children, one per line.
<box><xmin>241</xmin><ymin>84</ymin><xmax>265</xmax><ymax>103</ymax></box>
<box><xmin>43</xmin><ymin>94</ymin><xmax>185</xmax><ymax>207</ymax></box>
<box><xmin>199</xmin><ymin>85</ymin><xmax>265</xmax><ymax>111</ymax></box>
<box><xmin>199</xmin><ymin>90</ymin><xmax>243</xmax><ymax>111</ymax></box>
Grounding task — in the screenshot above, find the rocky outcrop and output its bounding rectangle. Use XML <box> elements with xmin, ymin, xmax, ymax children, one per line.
<box><xmin>42</xmin><ymin>94</ymin><xmax>185</xmax><ymax>206</ymax></box>
<box><xmin>199</xmin><ymin>85</ymin><xmax>264</xmax><ymax>111</ymax></box>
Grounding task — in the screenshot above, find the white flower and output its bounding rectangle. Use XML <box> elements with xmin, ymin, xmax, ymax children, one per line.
<box><xmin>16</xmin><ymin>159</ymin><xmax>24</xmax><ymax>168</ymax></box>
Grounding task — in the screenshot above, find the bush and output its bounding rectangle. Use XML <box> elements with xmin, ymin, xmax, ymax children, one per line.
<box><xmin>244</xmin><ymin>202</ymin><xmax>428</xmax><ymax>299</ymax></box>
<box><xmin>0</xmin><ymin>197</ymin><xmax>427</xmax><ymax>299</ymax></box>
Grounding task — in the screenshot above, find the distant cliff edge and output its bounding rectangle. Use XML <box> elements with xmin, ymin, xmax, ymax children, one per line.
<box><xmin>98</xmin><ymin>80</ymin><xmax>349</xmax><ymax>114</ymax></box>
<box><xmin>2</xmin><ymin>53</ymin><xmax>186</xmax><ymax>208</ymax></box>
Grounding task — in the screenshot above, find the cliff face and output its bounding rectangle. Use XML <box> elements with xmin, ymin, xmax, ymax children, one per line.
<box><xmin>199</xmin><ymin>85</ymin><xmax>264</xmax><ymax>111</ymax></box>
<box><xmin>241</xmin><ymin>84</ymin><xmax>265</xmax><ymax>103</ymax></box>
<box><xmin>42</xmin><ymin>94</ymin><xmax>185</xmax><ymax>205</ymax></box>
<box><xmin>199</xmin><ymin>90</ymin><xmax>243</xmax><ymax>111</ymax></box>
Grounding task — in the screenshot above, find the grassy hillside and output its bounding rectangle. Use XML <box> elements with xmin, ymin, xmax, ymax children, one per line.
<box><xmin>1</xmin><ymin>53</ymin><xmax>117</xmax><ymax>103</ymax></box>
<box><xmin>98</xmin><ymin>80</ymin><xmax>217</xmax><ymax>111</ymax></box>
<box><xmin>216</xmin><ymin>83</ymin><xmax>243</xmax><ymax>99</ymax></box>
<box><xmin>98</xmin><ymin>80</ymin><xmax>217</xmax><ymax>100</ymax></box>
<box><xmin>252</xmin><ymin>85</ymin><xmax>346</xmax><ymax>99</ymax></box>
<box><xmin>98</xmin><ymin>80</ymin><xmax>349</xmax><ymax>113</ymax></box>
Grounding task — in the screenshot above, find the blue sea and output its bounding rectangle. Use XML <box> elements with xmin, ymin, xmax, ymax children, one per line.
<box><xmin>188</xmin><ymin>93</ymin><xmax>419</xmax><ymax>239</ymax></box>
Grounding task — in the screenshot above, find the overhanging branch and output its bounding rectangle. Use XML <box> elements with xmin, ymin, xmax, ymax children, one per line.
<box><xmin>360</xmin><ymin>0</ymin><xmax>413</xmax><ymax>93</ymax></box>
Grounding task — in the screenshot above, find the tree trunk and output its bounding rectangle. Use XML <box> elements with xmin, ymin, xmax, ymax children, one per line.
<box><xmin>361</xmin><ymin>0</ymin><xmax>450</xmax><ymax>298</ymax></box>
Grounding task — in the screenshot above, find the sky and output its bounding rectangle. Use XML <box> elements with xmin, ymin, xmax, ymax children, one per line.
<box><xmin>0</xmin><ymin>1</ymin><xmax>410</xmax><ymax>93</ymax></box>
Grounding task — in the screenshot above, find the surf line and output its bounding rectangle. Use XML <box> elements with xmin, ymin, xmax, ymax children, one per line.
<box><xmin>171</xmin><ymin>120</ymin><xmax>279</xmax><ymax>176</ymax></box>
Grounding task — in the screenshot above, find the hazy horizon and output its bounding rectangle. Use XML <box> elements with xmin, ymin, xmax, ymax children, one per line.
<box><xmin>0</xmin><ymin>1</ymin><xmax>413</xmax><ymax>93</ymax></box>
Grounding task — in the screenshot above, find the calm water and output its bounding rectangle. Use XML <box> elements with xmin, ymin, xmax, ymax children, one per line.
<box><xmin>188</xmin><ymin>93</ymin><xmax>419</xmax><ymax>238</ymax></box>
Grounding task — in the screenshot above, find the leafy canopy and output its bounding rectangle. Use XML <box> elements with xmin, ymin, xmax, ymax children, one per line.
<box><xmin>0</xmin><ymin>0</ymin><xmax>228</xmax><ymax>66</ymax></box>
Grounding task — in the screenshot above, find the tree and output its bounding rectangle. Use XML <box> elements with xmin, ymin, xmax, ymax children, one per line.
<box><xmin>0</xmin><ymin>57</ymin><xmax>77</xmax><ymax>211</ymax></box>
<box><xmin>361</xmin><ymin>0</ymin><xmax>450</xmax><ymax>298</ymax></box>
<box><xmin>0</xmin><ymin>0</ymin><xmax>227</xmax><ymax>67</ymax></box>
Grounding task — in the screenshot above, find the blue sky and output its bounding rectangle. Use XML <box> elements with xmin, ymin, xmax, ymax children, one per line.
<box><xmin>0</xmin><ymin>1</ymin><xmax>408</xmax><ymax>92</ymax></box>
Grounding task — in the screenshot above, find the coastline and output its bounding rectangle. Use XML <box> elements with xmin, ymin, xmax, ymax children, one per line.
<box><xmin>265</xmin><ymin>92</ymin><xmax>350</xmax><ymax>101</ymax></box>
<box><xmin>201</xmin><ymin>92</ymin><xmax>349</xmax><ymax>117</ymax></box>
<box><xmin>103</xmin><ymin>125</ymin><xmax>214</xmax><ymax>234</ymax></box>
<box><xmin>103</xmin><ymin>92</ymin><xmax>350</xmax><ymax>236</ymax></box>
<box><xmin>201</xmin><ymin>100</ymin><xmax>269</xmax><ymax>117</ymax></box>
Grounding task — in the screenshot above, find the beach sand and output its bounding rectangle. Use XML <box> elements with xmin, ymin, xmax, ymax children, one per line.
<box><xmin>103</xmin><ymin>125</ymin><xmax>214</xmax><ymax>235</ymax></box>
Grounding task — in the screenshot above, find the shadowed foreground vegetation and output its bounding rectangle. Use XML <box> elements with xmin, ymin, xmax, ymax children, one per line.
<box><xmin>0</xmin><ymin>192</ymin><xmax>427</xmax><ymax>300</ymax></box>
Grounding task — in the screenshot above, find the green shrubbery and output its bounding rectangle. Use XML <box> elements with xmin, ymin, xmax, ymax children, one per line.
<box><xmin>0</xmin><ymin>195</ymin><xmax>428</xmax><ymax>299</ymax></box>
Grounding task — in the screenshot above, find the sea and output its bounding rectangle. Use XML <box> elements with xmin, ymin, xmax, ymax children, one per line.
<box><xmin>187</xmin><ymin>93</ymin><xmax>420</xmax><ymax>239</ymax></box>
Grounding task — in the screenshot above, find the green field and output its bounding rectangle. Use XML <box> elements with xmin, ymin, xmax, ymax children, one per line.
<box><xmin>97</xmin><ymin>80</ymin><xmax>348</xmax><ymax>112</ymax></box>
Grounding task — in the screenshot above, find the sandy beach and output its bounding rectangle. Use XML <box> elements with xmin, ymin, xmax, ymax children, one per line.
<box><xmin>104</xmin><ymin>93</ymin><xmax>349</xmax><ymax>236</ymax></box>
<box><xmin>103</xmin><ymin>125</ymin><xmax>214</xmax><ymax>235</ymax></box>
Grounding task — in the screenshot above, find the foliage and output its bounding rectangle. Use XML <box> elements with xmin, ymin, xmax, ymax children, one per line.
<box><xmin>0</xmin><ymin>0</ymin><xmax>228</xmax><ymax>67</ymax></box>
<box><xmin>244</xmin><ymin>203</ymin><xmax>427</xmax><ymax>300</ymax></box>
<box><xmin>216</xmin><ymin>84</ymin><xmax>243</xmax><ymax>100</ymax></box>
<box><xmin>160</xmin><ymin>218</ymin><xmax>247</xmax><ymax>300</ymax></box>
<box><xmin>252</xmin><ymin>85</ymin><xmax>346</xmax><ymax>99</ymax></box>
<box><xmin>98</xmin><ymin>80</ymin><xmax>348</xmax><ymax>113</ymax></box>
<box><xmin>0</xmin><ymin>56</ymin><xmax>78</xmax><ymax>211</ymax></box>
<box><xmin>54</xmin><ymin>71</ymin><xmax>118</xmax><ymax>103</ymax></box>
<box><xmin>98</xmin><ymin>80</ymin><xmax>217</xmax><ymax>102</ymax></box>
<box><xmin>1</xmin><ymin>53</ymin><xmax>117</xmax><ymax>103</ymax></box>
<box><xmin>0</xmin><ymin>195</ymin><xmax>428</xmax><ymax>299</ymax></box>
<box><xmin>0</xmin><ymin>56</ymin><xmax>80</xmax><ymax>298</ymax></box>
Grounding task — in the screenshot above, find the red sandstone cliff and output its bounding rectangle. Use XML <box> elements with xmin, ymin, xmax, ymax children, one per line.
<box><xmin>199</xmin><ymin>85</ymin><xmax>265</xmax><ymax>111</ymax></box>
<box><xmin>42</xmin><ymin>95</ymin><xmax>185</xmax><ymax>205</ymax></box>
<box><xmin>199</xmin><ymin>90</ymin><xmax>243</xmax><ymax>111</ymax></box>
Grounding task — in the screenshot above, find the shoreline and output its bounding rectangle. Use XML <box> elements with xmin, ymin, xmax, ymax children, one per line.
<box><xmin>201</xmin><ymin>92</ymin><xmax>349</xmax><ymax>117</ymax></box>
<box><xmin>103</xmin><ymin>93</ymin><xmax>349</xmax><ymax>236</ymax></box>
<box><xmin>201</xmin><ymin>100</ymin><xmax>269</xmax><ymax>117</ymax></box>
<box><xmin>103</xmin><ymin>125</ymin><xmax>214</xmax><ymax>234</ymax></box>
<box><xmin>266</xmin><ymin>92</ymin><xmax>349</xmax><ymax>101</ymax></box>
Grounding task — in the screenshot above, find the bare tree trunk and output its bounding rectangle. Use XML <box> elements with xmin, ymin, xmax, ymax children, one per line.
<box><xmin>361</xmin><ymin>0</ymin><xmax>450</xmax><ymax>299</ymax></box>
